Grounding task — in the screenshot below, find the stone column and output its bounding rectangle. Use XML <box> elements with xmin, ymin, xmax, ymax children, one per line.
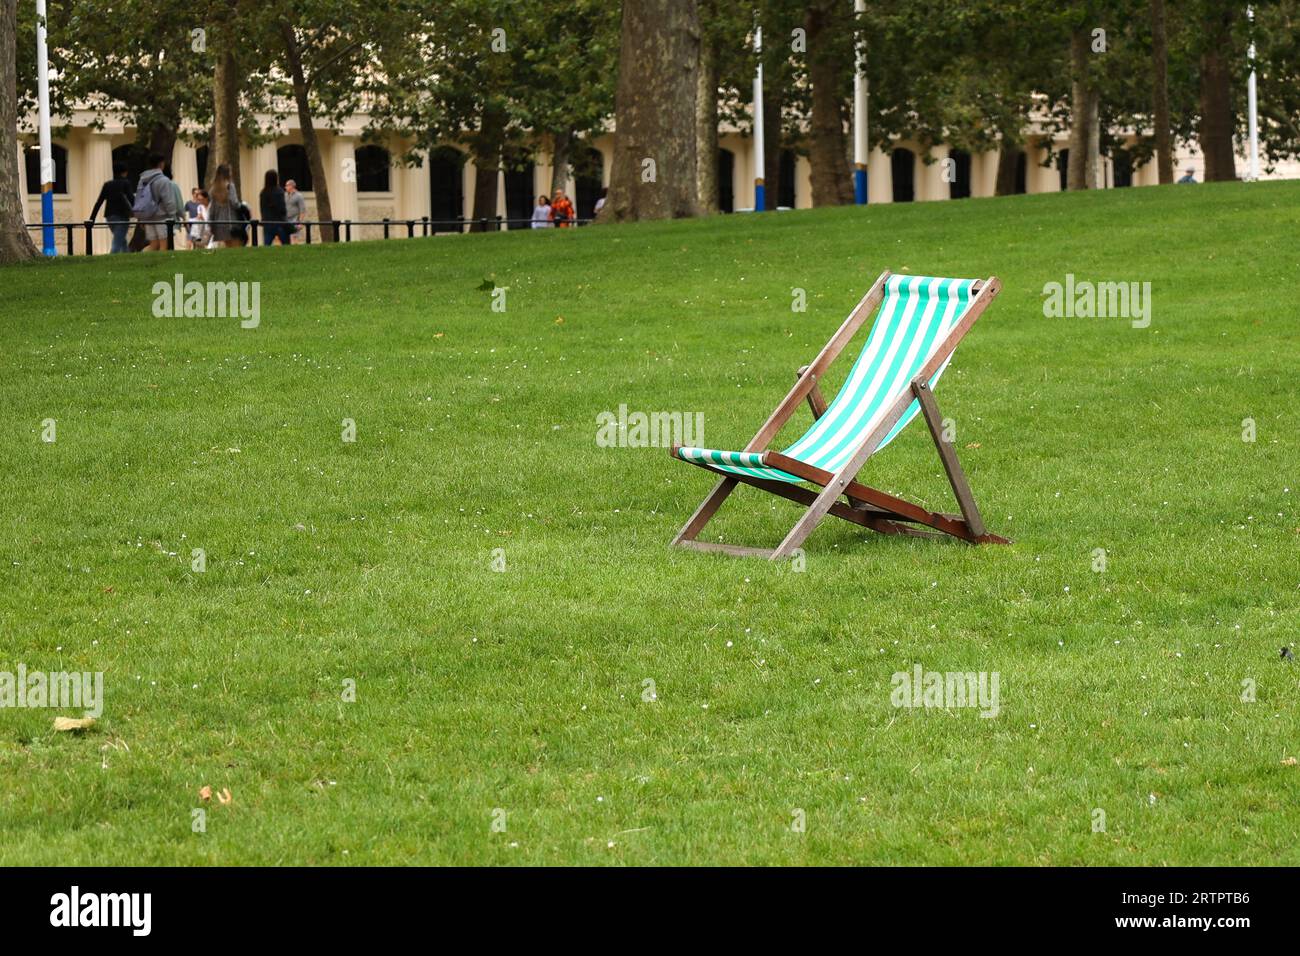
<box><xmin>248</xmin><ymin>140</ymin><xmax>278</xmax><ymax>201</ymax></box>
<box><xmin>173</xmin><ymin>141</ymin><xmax>200</xmax><ymax>195</ymax></box>
<box><xmin>327</xmin><ymin>133</ymin><xmax>359</xmax><ymax>224</ymax></box>
<box><xmin>866</xmin><ymin>145</ymin><xmax>891</xmax><ymax>204</ymax></box>
<box><xmin>401</xmin><ymin>149</ymin><xmax>430</xmax><ymax>221</ymax></box>
<box><xmin>973</xmin><ymin>150</ymin><xmax>998</xmax><ymax>198</ymax></box>
<box><xmin>536</xmin><ymin>150</ymin><xmax>555</xmax><ymax>197</ymax></box>
<box><xmin>82</xmin><ymin>133</ymin><xmax>114</xmax><ymax>219</ymax></box>
<box><xmin>918</xmin><ymin>144</ymin><xmax>950</xmax><ymax>201</ymax></box>
<box><xmin>461</xmin><ymin>157</ymin><xmax>474</xmax><ymax>220</ymax></box>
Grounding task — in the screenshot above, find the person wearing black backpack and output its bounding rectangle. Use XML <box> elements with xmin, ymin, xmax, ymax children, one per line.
<box><xmin>89</xmin><ymin>162</ymin><xmax>135</xmax><ymax>253</ymax></box>
<box><xmin>132</xmin><ymin>153</ymin><xmax>179</xmax><ymax>252</ymax></box>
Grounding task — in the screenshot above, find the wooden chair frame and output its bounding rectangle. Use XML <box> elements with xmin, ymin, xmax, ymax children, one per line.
<box><xmin>670</xmin><ymin>270</ymin><xmax>1009</xmax><ymax>561</ymax></box>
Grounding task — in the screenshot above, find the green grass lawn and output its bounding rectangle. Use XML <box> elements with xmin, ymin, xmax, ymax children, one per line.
<box><xmin>2</xmin><ymin>181</ymin><xmax>1298</xmax><ymax>865</ymax></box>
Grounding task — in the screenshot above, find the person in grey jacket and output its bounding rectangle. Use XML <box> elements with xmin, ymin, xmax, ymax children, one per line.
<box><xmin>137</xmin><ymin>154</ymin><xmax>179</xmax><ymax>252</ymax></box>
<box><xmin>284</xmin><ymin>179</ymin><xmax>307</xmax><ymax>243</ymax></box>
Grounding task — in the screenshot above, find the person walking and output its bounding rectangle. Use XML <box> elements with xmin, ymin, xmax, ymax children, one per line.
<box><xmin>183</xmin><ymin>187</ymin><xmax>202</xmax><ymax>248</ymax></box>
<box><xmin>284</xmin><ymin>179</ymin><xmax>307</xmax><ymax>243</ymax></box>
<box><xmin>530</xmin><ymin>194</ymin><xmax>553</xmax><ymax>229</ymax></box>
<box><xmin>133</xmin><ymin>153</ymin><xmax>179</xmax><ymax>252</ymax></box>
<box><xmin>259</xmin><ymin>169</ymin><xmax>291</xmax><ymax>246</ymax></box>
<box><xmin>207</xmin><ymin>164</ymin><xmax>244</xmax><ymax>248</ymax></box>
<box><xmin>551</xmin><ymin>189</ymin><xmax>575</xmax><ymax>228</ymax></box>
<box><xmin>89</xmin><ymin>161</ymin><xmax>134</xmax><ymax>253</ymax></box>
<box><xmin>188</xmin><ymin>189</ymin><xmax>210</xmax><ymax>250</ymax></box>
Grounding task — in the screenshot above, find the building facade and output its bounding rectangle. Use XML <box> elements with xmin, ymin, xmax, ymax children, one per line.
<box><xmin>19</xmin><ymin>107</ymin><xmax>1299</xmax><ymax>254</ymax></box>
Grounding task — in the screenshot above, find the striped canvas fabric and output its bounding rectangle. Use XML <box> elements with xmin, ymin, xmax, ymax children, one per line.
<box><xmin>676</xmin><ymin>274</ymin><xmax>978</xmax><ymax>483</ymax></box>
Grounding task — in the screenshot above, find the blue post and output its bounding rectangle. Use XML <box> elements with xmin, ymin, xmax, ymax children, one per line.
<box><xmin>754</xmin><ymin>182</ymin><xmax>766</xmax><ymax>212</ymax></box>
<box><xmin>41</xmin><ymin>188</ymin><xmax>56</xmax><ymax>256</ymax></box>
<box><xmin>854</xmin><ymin>167</ymin><xmax>868</xmax><ymax>205</ymax></box>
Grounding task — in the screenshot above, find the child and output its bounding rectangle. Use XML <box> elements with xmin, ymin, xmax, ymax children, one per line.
<box><xmin>189</xmin><ymin>189</ymin><xmax>211</xmax><ymax>249</ymax></box>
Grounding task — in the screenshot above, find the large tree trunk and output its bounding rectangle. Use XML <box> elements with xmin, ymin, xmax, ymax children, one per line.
<box><xmin>599</xmin><ymin>0</ymin><xmax>700</xmax><ymax>223</ymax></box>
<box><xmin>694</xmin><ymin>33</ymin><xmax>719</xmax><ymax>214</ymax></box>
<box><xmin>211</xmin><ymin>41</ymin><xmax>241</xmax><ymax>195</ymax></box>
<box><xmin>805</xmin><ymin>0</ymin><xmax>853</xmax><ymax>206</ymax></box>
<box><xmin>994</xmin><ymin>144</ymin><xmax>1022</xmax><ymax>196</ymax></box>
<box><xmin>550</xmin><ymin>128</ymin><xmax>572</xmax><ymax>195</ymax></box>
<box><xmin>1198</xmin><ymin>8</ymin><xmax>1238</xmax><ymax>182</ymax></box>
<box><xmin>1067</xmin><ymin>28</ymin><xmax>1100</xmax><ymax>190</ymax></box>
<box><xmin>1149</xmin><ymin>0</ymin><xmax>1174</xmax><ymax>184</ymax></box>
<box><xmin>280</xmin><ymin>22</ymin><xmax>335</xmax><ymax>240</ymax></box>
<box><xmin>0</xmin><ymin>0</ymin><xmax>38</xmax><ymax>262</ymax></box>
<box><xmin>469</xmin><ymin>108</ymin><xmax>505</xmax><ymax>231</ymax></box>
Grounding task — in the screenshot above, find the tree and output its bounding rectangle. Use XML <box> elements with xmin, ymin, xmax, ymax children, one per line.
<box><xmin>44</xmin><ymin>0</ymin><xmax>214</xmax><ymax>173</ymax></box>
<box><xmin>1149</xmin><ymin>0</ymin><xmax>1173</xmax><ymax>183</ymax></box>
<box><xmin>1</xmin><ymin>0</ymin><xmax>38</xmax><ymax>262</ymax></box>
<box><xmin>271</xmin><ymin>2</ymin><xmax>389</xmax><ymax>241</ymax></box>
<box><xmin>695</xmin><ymin>0</ymin><xmax>724</xmax><ymax>212</ymax></box>
<box><xmin>600</xmin><ymin>0</ymin><xmax>700</xmax><ymax>222</ymax></box>
<box><xmin>1196</xmin><ymin>1</ymin><xmax>1239</xmax><ymax>180</ymax></box>
<box><xmin>803</xmin><ymin>0</ymin><xmax>853</xmax><ymax>205</ymax></box>
<box><xmin>1067</xmin><ymin>22</ymin><xmax>1101</xmax><ymax>189</ymax></box>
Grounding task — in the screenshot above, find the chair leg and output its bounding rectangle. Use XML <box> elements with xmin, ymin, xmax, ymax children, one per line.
<box><xmin>769</xmin><ymin>478</ymin><xmax>844</xmax><ymax>560</ymax></box>
<box><xmin>911</xmin><ymin>380</ymin><xmax>988</xmax><ymax>539</ymax></box>
<box><xmin>670</xmin><ymin>476</ymin><xmax>739</xmax><ymax>547</ymax></box>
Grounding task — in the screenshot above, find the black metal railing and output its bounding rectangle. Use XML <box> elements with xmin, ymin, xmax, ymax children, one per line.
<box><xmin>24</xmin><ymin>215</ymin><xmax>594</xmax><ymax>256</ymax></box>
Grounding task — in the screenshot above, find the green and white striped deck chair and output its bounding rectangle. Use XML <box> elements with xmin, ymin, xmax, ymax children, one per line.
<box><xmin>670</xmin><ymin>271</ymin><xmax>1009</xmax><ymax>560</ymax></box>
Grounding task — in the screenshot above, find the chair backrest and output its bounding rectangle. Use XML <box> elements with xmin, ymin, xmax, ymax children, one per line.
<box><xmin>781</xmin><ymin>274</ymin><xmax>980</xmax><ymax>473</ymax></box>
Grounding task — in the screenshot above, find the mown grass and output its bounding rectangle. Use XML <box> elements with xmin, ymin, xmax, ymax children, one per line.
<box><xmin>1</xmin><ymin>180</ymin><xmax>1298</xmax><ymax>865</ymax></box>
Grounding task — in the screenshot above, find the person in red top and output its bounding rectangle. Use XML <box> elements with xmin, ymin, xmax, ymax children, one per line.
<box><xmin>551</xmin><ymin>189</ymin><xmax>576</xmax><ymax>228</ymax></box>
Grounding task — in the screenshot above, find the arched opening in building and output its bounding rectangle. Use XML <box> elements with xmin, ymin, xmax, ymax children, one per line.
<box><xmin>26</xmin><ymin>143</ymin><xmax>68</xmax><ymax>193</ymax></box>
<box><xmin>1057</xmin><ymin>148</ymin><xmax>1070</xmax><ymax>191</ymax></box>
<box><xmin>1112</xmin><ymin>149</ymin><xmax>1133</xmax><ymax>187</ymax></box>
<box><xmin>891</xmin><ymin>148</ymin><xmax>915</xmax><ymax>202</ymax></box>
<box><xmin>574</xmin><ymin>146</ymin><xmax>604</xmax><ymax>220</ymax></box>
<box><xmin>355</xmin><ymin>145</ymin><xmax>391</xmax><ymax>192</ymax></box>
<box><xmin>109</xmin><ymin>143</ymin><xmax>149</xmax><ymax>193</ymax></box>
<box><xmin>503</xmin><ymin>151</ymin><xmax>536</xmax><ymax>229</ymax></box>
<box><xmin>195</xmin><ymin>146</ymin><xmax>209</xmax><ymax>189</ymax></box>
<box><xmin>778</xmin><ymin>149</ymin><xmax>797</xmax><ymax>207</ymax></box>
<box><xmin>717</xmin><ymin>148</ymin><xmax>734</xmax><ymax>212</ymax></box>
<box><xmin>948</xmin><ymin>149</ymin><xmax>972</xmax><ymax>199</ymax></box>
<box><xmin>276</xmin><ymin>144</ymin><xmax>312</xmax><ymax>192</ymax></box>
<box><xmin>428</xmin><ymin>146</ymin><xmax>465</xmax><ymax>230</ymax></box>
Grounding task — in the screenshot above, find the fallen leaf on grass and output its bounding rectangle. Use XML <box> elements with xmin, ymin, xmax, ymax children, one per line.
<box><xmin>965</xmin><ymin>442</ymin><xmax>982</xmax><ymax>449</ymax></box>
<box><xmin>199</xmin><ymin>785</ymin><xmax>213</xmax><ymax>801</ymax></box>
<box><xmin>53</xmin><ymin>716</ymin><xmax>96</xmax><ymax>732</ymax></box>
<box><xmin>217</xmin><ymin>788</ymin><xmax>233</xmax><ymax>806</ymax></box>
<box><xmin>1283</xmin><ymin>757</ymin><xmax>1298</xmax><ymax>767</ymax></box>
